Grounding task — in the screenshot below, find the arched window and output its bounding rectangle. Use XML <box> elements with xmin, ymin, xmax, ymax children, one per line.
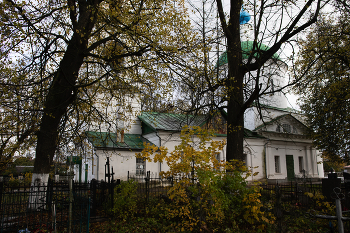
<box><xmin>276</xmin><ymin>125</ymin><xmax>281</xmax><ymax>132</ymax></box>
<box><xmin>282</xmin><ymin>124</ymin><xmax>291</xmax><ymax>133</ymax></box>
<box><xmin>293</xmin><ymin>126</ymin><xmax>298</xmax><ymax>134</ymax></box>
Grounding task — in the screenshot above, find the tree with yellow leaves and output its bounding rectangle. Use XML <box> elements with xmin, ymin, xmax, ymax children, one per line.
<box><xmin>0</xmin><ymin>0</ymin><xmax>196</xmax><ymax>187</ymax></box>
<box><xmin>136</xmin><ymin>126</ymin><xmax>274</xmax><ymax>231</ymax></box>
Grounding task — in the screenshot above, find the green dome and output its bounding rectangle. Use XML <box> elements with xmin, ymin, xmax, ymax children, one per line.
<box><xmin>217</xmin><ymin>41</ymin><xmax>281</xmax><ymax>67</ymax></box>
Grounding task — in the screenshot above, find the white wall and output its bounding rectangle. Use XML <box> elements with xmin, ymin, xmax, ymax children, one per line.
<box><xmin>84</xmin><ymin>132</ymin><xmax>323</xmax><ymax>182</ymax></box>
<box><xmin>244</xmin><ymin>138</ymin><xmax>266</xmax><ymax>181</ymax></box>
<box><xmin>88</xmin><ymin>93</ymin><xmax>142</xmax><ymax>135</ymax></box>
<box><xmin>265</xmin><ymin>141</ymin><xmax>324</xmax><ymax>181</ymax></box>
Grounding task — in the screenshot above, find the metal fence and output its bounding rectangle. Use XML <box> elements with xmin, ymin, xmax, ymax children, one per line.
<box><xmin>259</xmin><ymin>182</ymin><xmax>323</xmax><ymax>207</ymax></box>
<box><xmin>259</xmin><ymin>180</ymin><xmax>350</xmax><ymax>211</ymax></box>
<box><xmin>89</xmin><ymin>178</ymin><xmax>120</xmax><ymax>216</ymax></box>
<box><xmin>127</xmin><ymin>171</ymin><xmax>350</xmax><ymax>212</ymax></box>
<box><xmin>0</xmin><ymin>180</ymin><xmax>90</xmax><ymax>233</ymax></box>
<box><xmin>3</xmin><ymin>173</ymin><xmax>350</xmax><ymax>232</ymax></box>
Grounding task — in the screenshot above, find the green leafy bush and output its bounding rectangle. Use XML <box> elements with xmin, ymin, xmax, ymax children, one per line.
<box><xmin>135</xmin><ymin>126</ymin><xmax>274</xmax><ymax>232</ymax></box>
<box><xmin>111</xmin><ymin>180</ymin><xmax>139</xmax><ymax>221</ymax></box>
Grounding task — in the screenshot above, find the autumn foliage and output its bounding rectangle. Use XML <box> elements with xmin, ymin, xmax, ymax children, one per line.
<box><xmin>111</xmin><ymin>126</ymin><xmax>276</xmax><ymax>232</ymax></box>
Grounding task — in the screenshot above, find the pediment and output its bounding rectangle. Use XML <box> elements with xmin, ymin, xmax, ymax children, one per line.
<box><xmin>255</xmin><ymin>114</ymin><xmax>309</xmax><ymax>135</ymax></box>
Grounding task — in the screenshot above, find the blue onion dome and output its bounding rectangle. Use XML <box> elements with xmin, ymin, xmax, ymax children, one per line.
<box><xmin>217</xmin><ymin>41</ymin><xmax>281</xmax><ymax>67</ymax></box>
<box><xmin>240</xmin><ymin>8</ymin><xmax>251</xmax><ymax>25</ymax></box>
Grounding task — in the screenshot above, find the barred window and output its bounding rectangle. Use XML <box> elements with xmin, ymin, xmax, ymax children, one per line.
<box><xmin>275</xmin><ymin>156</ymin><xmax>280</xmax><ymax>173</ymax></box>
<box><xmin>299</xmin><ymin>157</ymin><xmax>304</xmax><ymax>173</ymax></box>
<box><xmin>136</xmin><ymin>157</ymin><xmax>145</xmax><ymax>175</ymax></box>
<box><xmin>282</xmin><ymin>124</ymin><xmax>291</xmax><ymax>133</ymax></box>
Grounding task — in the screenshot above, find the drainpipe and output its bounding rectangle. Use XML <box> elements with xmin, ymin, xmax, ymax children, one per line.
<box><xmin>94</xmin><ymin>149</ymin><xmax>99</xmax><ymax>181</ymax></box>
<box><xmin>251</xmin><ymin>152</ymin><xmax>253</xmax><ymax>182</ymax></box>
<box><xmin>310</xmin><ymin>147</ymin><xmax>315</xmax><ymax>176</ymax></box>
<box><xmin>156</xmin><ymin>131</ymin><xmax>162</xmax><ymax>177</ymax></box>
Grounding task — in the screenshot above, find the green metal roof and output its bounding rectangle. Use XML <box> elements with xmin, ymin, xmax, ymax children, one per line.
<box><xmin>244</xmin><ymin>128</ymin><xmax>266</xmax><ymax>139</ymax></box>
<box><xmin>85</xmin><ymin>131</ymin><xmax>152</xmax><ymax>150</ymax></box>
<box><xmin>217</xmin><ymin>41</ymin><xmax>281</xmax><ymax>67</ymax></box>
<box><xmin>138</xmin><ymin>112</ymin><xmax>264</xmax><ymax>139</ymax></box>
<box><xmin>138</xmin><ymin>112</ymin><xmax>207</xmax><ymax>132</ymax></box>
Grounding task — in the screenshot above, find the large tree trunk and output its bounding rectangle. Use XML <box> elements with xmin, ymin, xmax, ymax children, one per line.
<box><xmin>226</xmin><ymin>60</ymin><xmax>245</xmax><ymax>162</ymax></box>
<box><xmin>30</xmin><ymin>1</ymin><xmax>98</xmax><ymax>208</ymax></box>
<box><xmin>224</xmin><ymin>0</ymin><xmax>245</xmax><ymax>162</ymax></box>
<box><xmin>29</xmin><ymin>35</ymin><xmax>86</xmax><ymax>209</ymax></box>
<box><xmin>33</xmin><ymin>35</ymin><xmax>86</xmax><ymax>174</ymax></box>
<box><xmin>226</xmin><ymin>79</ymin><xmax>245</xmax><ymax>162</ymax></box>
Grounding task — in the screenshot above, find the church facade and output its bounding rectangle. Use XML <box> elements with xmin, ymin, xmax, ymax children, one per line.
<box><xmin>73</xmin><ymin>96</ymin><xmax>324</xmax><ymax>183</ymax></box>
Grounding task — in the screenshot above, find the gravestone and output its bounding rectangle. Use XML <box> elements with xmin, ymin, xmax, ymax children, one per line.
<box><xmin>322</xmin><ymin>172</ymin><xmax>341</xmax><ymax>201</ymax></box>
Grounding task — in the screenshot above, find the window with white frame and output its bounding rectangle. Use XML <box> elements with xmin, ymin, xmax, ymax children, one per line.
<box><xmin>276</xmin><ymin>125</ymin><xmax>281</xmax><ymax>132</ymax></box>
<box><xmin>274</xmin><ymin>156</ymin><xmax>280</xmax><ymax>173</ymax></box>
<box><xmin>136</xmin><ymin>157</ymin><xmax>146</xmax><ymax>175</ymax></box>
<box><xmin>215</xmin><ymin>152</ymin><xmax>221</xmax><ymax>162</ymax></box>
<box><xmin>243</xmin><ymin>153</ymin><xmax>247</xmax><ymax>166</ymax></box>
<box><xmin>293</xmin><ymin>126</ymin><xmax>298</xmax><ymax>134</ymax></box>
<box><xmin>213</xmin><ymin>152</ymin><xmax>221</xmax><ymax>171</ymax></box>
<box><xmin>282</xmin><ymin>124</ymin><xmax>291</xmax><ymax>133</ymax></box>
<box><xmin>299</xmin><ymin>156</ymin><xmax>304</xmax><ymax>173</ymax></box>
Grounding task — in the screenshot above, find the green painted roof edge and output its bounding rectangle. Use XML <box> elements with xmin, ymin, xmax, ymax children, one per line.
<box><xmin>139</xmin><ymin>111</ymin><xmax>265</xmax><ymax>138</ymax></box>
<box><xmin>217</xmin><ymin>41</ymin><xmax>281</xmax><ymax>67</ymax></box>
<box><xmin>85</xmin><ymin>131</ymin><xmax>154</xmax><ymax>150</ymax></box>
<box><xmin>244</xmin><ymin>128</ymin><xmax>266</xmax><ymax>139</ymax></box>
<box><xmin>138</xmin><ymin>115</ymin><xmax>157</xmax><ymax>133</ymax></box>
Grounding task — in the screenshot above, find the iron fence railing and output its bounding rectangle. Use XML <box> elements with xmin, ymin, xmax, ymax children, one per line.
<box><xmin>3</xmin><ymin>172</ymin><xmax>350</xmax><ymax>232</ymax></box>
<box><xmin>0</xmin><ymin>180</ymin><xmax>90</xmax><ymax>233</ymax></box>
<box><xmin>128</xmin><ymin>171</ymin><xmax>174</xmax><ymax>203</ymax></box>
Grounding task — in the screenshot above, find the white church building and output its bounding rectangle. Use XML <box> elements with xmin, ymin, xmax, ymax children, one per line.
<box><xmin>73</xmin><ymin>67</ymin><xmax>324</xmax><ymax>183</ymax></box>
<box><xmin>76</xmin><ymin>96</ymin><xmax>324</xmax><ymax>183</ymax></box>
<box><xmin>71</xmin><ymin>9</ymin><xmax>324</xmax><ymax>183</ymax></box>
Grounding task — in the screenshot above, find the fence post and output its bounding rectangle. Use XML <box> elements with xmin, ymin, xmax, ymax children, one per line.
<box><xmin>336</xmin><ymin>198</ymin><xmax>344</xmax><ymax>233</ymax></box>
<box><xmin>110</xmin><ymin>180</ymin><xmax>114</xmax><ymax>209</ymax></box>
<box><xmin>46</xmin><ymin>178</ymin><xmax>53</xmax><ymax>211</ymax></box>
<box><xmin>307</xmin><ymin>187</ymin><xmax>346</xmax><ymax>233</ymax></box>
<box><xmin>295</xmin><ymin>182</ymin><xmax>298</xmax><ymax>204</ymax></box>
<box><xmin>68</xmin><ymin>178</ymin><xmax>73</xmax><ymax>233</ymax></box>
<box><xmin>87</xmin><ymin>197</ymin><xmax>91</xmax><ymax>233</ymax></box>
<box><xmin>274</xmin><ymin>185</ymin><xmax>283</xmax><ymax>233</ymax></box>
<box><xmin>90</xmin><ymin>179</ymin><xmax>96</xmax><ymax>217</ymax></box>
<box><xmin>146</xmin><ymin>171</ymin><xmax>150</xmax><ymax>203</ymax></box>
<box><xmin>0</xmin><ymin>181</ymin><xmax>3</xmax><ymax>210</ymax></box>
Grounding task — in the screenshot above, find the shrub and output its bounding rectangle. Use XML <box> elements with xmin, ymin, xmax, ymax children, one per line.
<box><xmin>24</xmin><ymin>172</ymin><xmax>32</xmax><ymax>186</ymax></box>
<box><xmin>8</xmin><ymin>174</ymin><xmax>20</xmax><ymax>187</ymax></box>
<box><xmin>111</xmin><ymin>180</ymin><xmax>139</xmax><ymax>221</ymax></box>
<box><xmin>135</xmin><ymin>126</ymin><xmax>274</xmax><ymax>231</ymax></box>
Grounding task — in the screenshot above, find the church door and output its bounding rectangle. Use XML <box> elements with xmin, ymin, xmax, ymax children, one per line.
<box><xmin>286</xmin><ymin>155</ymin><xmax>295</xmax><ymax>181</ymax></box>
